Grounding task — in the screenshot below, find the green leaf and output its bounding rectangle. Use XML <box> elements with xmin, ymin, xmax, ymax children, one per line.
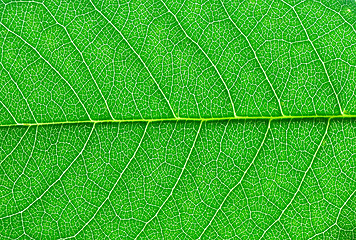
<box><xmin>0</xmin><ymin>0</ymin><xmax>355</xmax><ymax>239</ymax></box>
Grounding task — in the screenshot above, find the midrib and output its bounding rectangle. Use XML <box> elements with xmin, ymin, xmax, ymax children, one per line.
<box><xmin>1</xmin><ymin>114</ymin><xmax>356</xmax><ymax>127</ymax></box>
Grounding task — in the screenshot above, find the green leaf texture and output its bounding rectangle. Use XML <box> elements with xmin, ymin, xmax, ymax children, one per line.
<box><xmin>0</xmin><ymin>0</ymin><xmax>355</xmax><ymax>239</ymax></box>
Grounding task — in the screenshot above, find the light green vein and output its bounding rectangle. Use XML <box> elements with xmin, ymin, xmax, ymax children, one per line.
<box><xmin>259</xmin><ymin>118</ymin><xmax>331</xmax><ymax>239</ymax></box>
<box><xmin>0</xmin><ymin>123</ymin><xmax>96</xmax><ymax>221</ymax></box>
<box><xmin>198</xmin><ymin>119</ymin><xmax>271</xmax><ymax>239</ymax></box>
<box><xmin>63</xmin><ymin>122</ymin><xmax>150</xmax><ymax>239</ymax></box>
<box><xmin>1</xmin><ymin>114</ymin><xmax>356</xmax><ymax>128</ymax></box>
<box><xmin>134</xmin><ymin>120</ymin><xmax>203</xmax><ymax>239</ymax></box>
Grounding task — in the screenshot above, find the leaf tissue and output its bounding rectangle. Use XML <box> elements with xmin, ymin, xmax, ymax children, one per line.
<box><xmin>0</xmin><ymin>0</ymin><xmax>355</xmax><ymax>239</ymax></box>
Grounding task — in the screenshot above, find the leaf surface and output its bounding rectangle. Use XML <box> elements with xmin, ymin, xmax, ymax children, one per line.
<box><xmin>0</xmin><ymin>0</ymin><xmax>355</xmax><ymax>239</ymax></box>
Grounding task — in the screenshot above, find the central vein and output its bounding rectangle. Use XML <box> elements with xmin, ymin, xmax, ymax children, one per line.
<box><xmin>1</xmin><ymin>114</ymin><xmax>356</xmax><ymax>128</ymax></box>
